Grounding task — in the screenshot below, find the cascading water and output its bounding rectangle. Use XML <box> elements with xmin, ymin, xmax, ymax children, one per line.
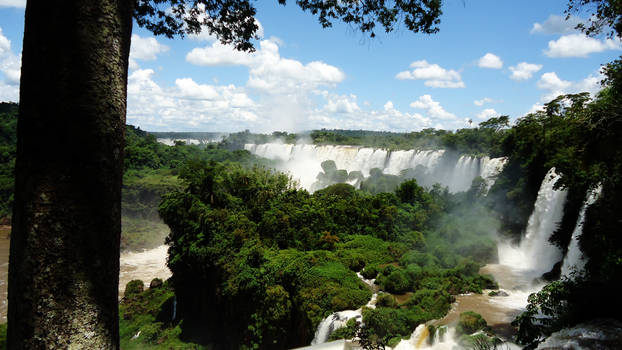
<box><xmin>119</xmin><ymin>245</ymin><xmax>172</xmax><ymax>295</ymax></box>
<box><xmin>560</xmin><ymin>186</ymin><xmax>602</xmax><ymax>278</ymax></box>
<box><xmin>498</xmin><ymin>168</ymin><xmax>567</xmax><ymax>278</ymax></box>
<box><xmin>311</xmin><ymin>294</ymin><xmax>378</xmax><ymax>345</ymax></box>
<box><xmin>244</xmin><ymin>143</ymin><xmax>506</xmax><ymax>193</ymax></box>
<box><xmin>393</xmin><ymin>324</ymin><xmax>458</xmax><ymax>350</ymax></box>
<box><xmin>311</xmin><ymin>273</ymin><xmax>378</xmax><ymax>345</ymax></box>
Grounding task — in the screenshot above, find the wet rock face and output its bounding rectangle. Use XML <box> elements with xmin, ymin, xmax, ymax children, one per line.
<box><xmin>537</xmin><ymin>319</ymin><xmax>622</xmax><ymax>350</ymax></box>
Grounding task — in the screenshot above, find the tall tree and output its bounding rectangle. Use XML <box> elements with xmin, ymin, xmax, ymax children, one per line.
<box><xmin>7</xmin><ymin>0</ymin><xmax>443</xmax><ymax>348</ymax></box>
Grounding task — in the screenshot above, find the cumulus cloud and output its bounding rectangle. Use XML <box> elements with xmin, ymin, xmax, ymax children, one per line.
<box><xmin>396</xmin><ymin>60</ymin><xmax>464</xmax><ymax>88</ymax></box>
<box><xmin>409</xmin><ymin>95</ymin><xmax>457</xmax><ymax>120</ymax></box>
<box><xmin>531</xmin><ymin>15</ymin><xmax>582</xmax><ymax>35</ymax></box>
<box><xmin>187</xmin><ymin>39</ymin><xmax>345</xmax><ymax>94</ymax></box>
<box><xmin>478</xmin><ymin>53</ymin><xmax>503</xmax><ymax>69</ymax></box>
<box><xmin>129</xmin><ymin>34</ymin><xmax>169</xmax><ymax>69</ymax></box>
<box><xmin>474</xmin><ymin>97</ymin><xmax>494</xmax><ymax>106</ymax></box>
<box><xmin>509</xmin><ymin>62</ymin><xmax>543</xmax><ymax>80</ymax></box>
<box><xmin>544</xmin><ymin>34</ymin><xmax>621</xmax><ymax>57</ymax></box>
<box><xmin>0</xmin><ymin>0</ymin><xmax>25</xmax><ymax>7</ymax></box>
<box><xmin>536</xmin><ymin>71</ymin><xmax>602</xmax><ymax>101</ymax></box>
<box><xmin>476</xmin><ymin>108</ymin><xmax>498</xmax><ymax>120</ymax></box>
<box><xmin>0</xmin><ymin>27</ymin><xmax>20</xmax><ymax>101</ymax></box>
<box><xmin>126</xmin><ymin>69</ymin><xmax>259</xmax><ymax>131</ymax></box>
<box><xmin>324</xmin><ymin>93</ymin><xmax>360</xmax><ymax>114</ymax></box>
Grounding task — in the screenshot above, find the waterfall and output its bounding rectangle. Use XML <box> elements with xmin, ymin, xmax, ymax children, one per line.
<box><xmin>311</xmin><ymin>272</ymin><xmax>378</xmax><ymax>345</ymax></box>
<box><xmin>393</xmin><ymin>324</ymin><xmax>456</xmax><ymax>350</ymax></box>
<box><xmin>561</xmin><ymin>186</ymin><xmax>602</xmax><ymax>278</ymax></box>
<box><xmin>480</xmin><ymin>157</ymin><xmax>508</xmax><ymax>191</ymax></box>
<box><xmin>172</xmin><ymin>296</ymin><xmax>177</xmax><ymax>321</ymax></box>
<box><xmin>311</xmin><ymin>293</ymin><xmax>378</xmax><ymax>345</ymax></box>
<box><xmin>244</xmin><ymin>143</ymin><xmax>506</xmax><ymax>193</ymax></box>
<box><xmin>498</xmin><ymin>168</ymin><xmax>567</xmax><ymax>277</ymax></box>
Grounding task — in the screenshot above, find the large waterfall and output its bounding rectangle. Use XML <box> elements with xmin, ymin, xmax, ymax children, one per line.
<box><xmin>244</xmin><ymin>143</ymin><xmax>506</xmax><ymax>192</ymax></box>
<box><xmin>498</xmin><ymin>168</ymin><xmax>567</xmax><ymax>278</ymax></box>
<box><xmin>560</xmin><ymin>186</ymin><xmax>602</xmax><ymax>278</ymax></box>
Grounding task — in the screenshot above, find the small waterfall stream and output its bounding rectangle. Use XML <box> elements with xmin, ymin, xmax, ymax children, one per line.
<box><xmin>560</xmin><ymin>186</ymin><xmax>602</xmax><ymax>278</ymax></box>
<box><xmin>311</xmin><ymin>274</ymin><xmax>377</xmax><ymax>345</ymax></box>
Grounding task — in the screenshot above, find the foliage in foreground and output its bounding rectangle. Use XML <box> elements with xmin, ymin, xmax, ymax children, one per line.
<box><xmin>158</xmin><ymin>161</ymin><xmax>497</xmax><ymax>349</ymax></box>
<box><xmin>512</xmin><ymin>57</ymin><xmax>622</xmax><ymax>345</ymax></box>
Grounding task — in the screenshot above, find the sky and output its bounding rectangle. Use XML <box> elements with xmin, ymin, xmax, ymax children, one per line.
<box><xmin>0</xmin><ymin>1</ymin><xmax>621</xmax><ymax>133</ymax></box>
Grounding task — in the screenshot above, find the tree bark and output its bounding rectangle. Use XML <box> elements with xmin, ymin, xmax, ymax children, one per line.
<box><xmin>7</xmin><ymin>0</ymin><xmax>133</xmax><ymax>348</ymax></box>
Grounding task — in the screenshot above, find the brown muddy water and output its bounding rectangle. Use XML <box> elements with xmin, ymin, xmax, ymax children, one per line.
<box><xmin>0</xmin><ymin>227</ymin><xmax>171</xmax><ymax>322</ymax></box>
<box><xmin>432</xmin><ymin>264</ymin><xmax>537</xmax><ymax>340</ymax></box>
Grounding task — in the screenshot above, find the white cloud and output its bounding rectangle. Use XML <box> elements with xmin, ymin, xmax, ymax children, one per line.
<box><xmin>175</xmin><ymin>78</ymin><xmax>220</xmax><ymax>100</ymax></box>
<box><xmin>409</xmin><ymin>95</ymin><xmax>457</xmax><ymax>120</ymax></box>
<box><xmin>531</xmin><ymin>15</ymin><xmax>582</xmax><ymax>35</ymax></box>
<box><xmin>544</xmin><ymin>34</ymin><xmax>621</xmax><ymax>57</ymax></box>
<box><xmin>396</xmin><ymin>60</ymin><xmax>464</xmax><ymax>88</ymax></box>
<box><xmin>536</xmin><ymin>71</ymin><xmax>602</xmax><ymax>101</ymax></box>
<box><xmin>527</xmin><ymin>103</ymin><xmax>545</xmax><ymax>115</ymax></box>
<box><xmin>129</xmin><ymin>34</ymin><xmax>169</xmax><ymax>69</ymax></box>
<box><xmin>476</xmin><ymin>108</ymin><xmax>498</xmax><ymax>120</ymax></box>
<box><xmin>127</xmin><ymin>69</ymin><xmax>260</xmax><ymax>131</ymax></box>
<box><xmin>509</xmin><ymin>62</ymin><xmax>543</xmax><ymax>80</ymax></box>
<box><xmin>187</xmin><ymin>38</ymin><xmax>345</xmax><ymax>94</ymax></box>
<box><xmin>537</xmin><ymin>72</ymin><xmax>572</xmax><ymax>92</ymax></box>
<box><xmin>474</xmin><ymin>97</ymin><xmax>494</xmax><ymax>106</ymax></box>
<box><xmin>0</xmin><ymin>27</ymin><xmax>21</xmax><ymax>95</ymax></box>
<box><xmin>478</xmin><ymin>53</ymin><xmax>503</xmax><ymax>69</ymax></box>
<box><xmin>324</xmin><ymin>94</ymin><xmax>360</xmax><ymax>114</ymax></box>
<box><xmin>0</xmin><ymin>0</ymin><xmax>25</xmax><ymax>7</ymax></box>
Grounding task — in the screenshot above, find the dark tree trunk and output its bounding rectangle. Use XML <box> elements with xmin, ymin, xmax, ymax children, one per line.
<box><xmin>7</xmin><ymin>0</ymin><xmax>133</xmax><ymax>348</ymax></box>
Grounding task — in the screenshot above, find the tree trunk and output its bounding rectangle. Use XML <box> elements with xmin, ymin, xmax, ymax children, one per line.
<box><xmin>7</xmin><ymin>0</ymin><xmax>133</xmax><ymax>348</ymax></box>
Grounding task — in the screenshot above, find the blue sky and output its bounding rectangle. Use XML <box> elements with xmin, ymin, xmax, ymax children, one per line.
<box><xmin>1</xmin><ymin>1</ymin><xmax>621</xmax><ymax>132</ymax></box>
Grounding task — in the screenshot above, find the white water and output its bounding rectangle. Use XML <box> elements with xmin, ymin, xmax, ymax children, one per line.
<box><xmin>498</xmin><ymin>168</ymin><xmax>567</xmax><ymax>278</ymax></box>
<box><xmin>535</xmin><ymin>319</ymin><xmax>622</xmax><ymax>350</ymax></box>
<box><xmin>560</xmin><ymin>185</ymin><xmax>602</xmax><ymax>279</ymax></box>
<box><xmin>245</xmin><ymin>143</ymin><xmax>506</xmax><ymax>193</ymax></box>
<box><xmin>386</xmin><ymin>169</ymin><xmax>569</xmax><ymax>350</ymax></box>
<box><xmin>119</xmin><ymin>244</ymin><xmax>171</xmax><ymax>295</ymax></box>
<box><xmin>311</xmin><ymin>294</ymin><xmax>378</xmax><ymax>345</ymax></box>
<box><xmin>311</xmin><ymin>273</ymin><xmax>378</xmax><ymax>345</ymax></box>
<box><xmin>393</xmin><ymin>325</ymin><xmax>458</xmax><ymax>350</ymax></box>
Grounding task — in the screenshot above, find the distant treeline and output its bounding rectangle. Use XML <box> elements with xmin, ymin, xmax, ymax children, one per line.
<box><xmin>148</xmin><ymin>131</ymin><xmax>227</xmax><ymax>142</ymax></box>
<box><xmin>219</xmin><ymin>118</ymin><xmax>509</xmax><ymax>157</ymax></box>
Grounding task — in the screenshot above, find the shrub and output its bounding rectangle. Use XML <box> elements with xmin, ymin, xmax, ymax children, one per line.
<box><xmin>376</xmin><ymin>293</ymin><xmax>397</xmax><ymax>308</ymax></box>
<box><xmin>124</xmin><ymin>280</ymin><xmax>144</xmax><ymax>298</ymax></box>
<box><xmin>457</xmin><ymin>311</ymin><xmax>487</xmax><ymax>335</ymax></box>
<box><xmin>361</xmin><ymin>264</ymin><xmax>379</xmax><ymax>279</ymax></box>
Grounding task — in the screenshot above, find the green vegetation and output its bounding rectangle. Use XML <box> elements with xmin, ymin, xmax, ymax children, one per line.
<box><xmin>155</xmin><ymin>160</ymin><xmax>498</xmax><ymax>349</ymax></box>
<box><xmin>0</xmin><ymin>102</ymin><xmax>17</xmax><ymax>222</ymax></box>
<box><xmin>0</xmin><ymin>323</ymin><xmax>6</xmax><ymax>350</ymax></box>
<box><xmin>121</xmin><ymin>125</ymin><xmax>273</xmax><ymax>251</ymax></box>
<box><xmin>457</xmin><ymin>311</ymin><xmax>488</xmax><ymax>335</ymax></box>
<box><xmin>119</xmin><ymin>279</ymin><xmax>206</xmax><ymax>349</ymax></box>
<box><xmin>508</xmin><ymin>57</ymin><xmax>622</xmax><ymax>347</ymax></box>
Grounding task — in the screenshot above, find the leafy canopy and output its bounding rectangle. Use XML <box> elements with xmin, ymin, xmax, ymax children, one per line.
<box><xmin>134</xmin><ymin>0</ymin><xmax>443</xmax><ymax>51</ymax></box>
